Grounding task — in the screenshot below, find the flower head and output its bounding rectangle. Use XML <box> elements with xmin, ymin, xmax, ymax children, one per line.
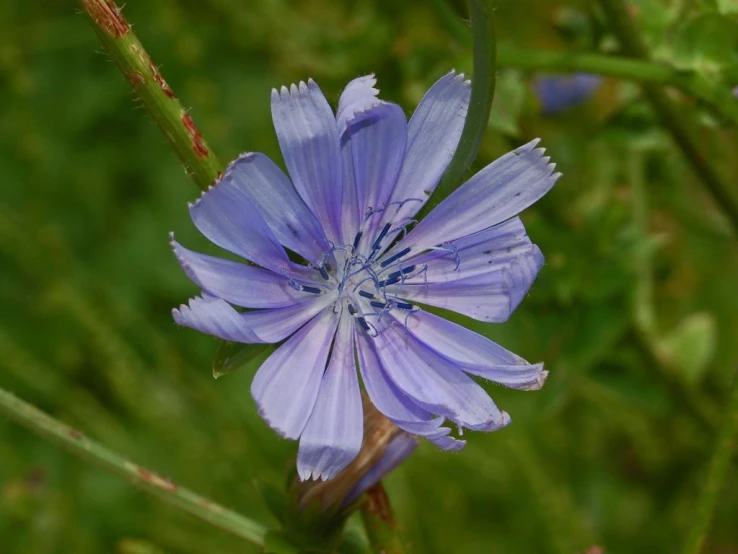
<box><xmin>533</xmin><ymin>72</ymin><xmax>602</xmax><ymax>114</ymax></box>
<box><xmin>171</xmin><ymin>72</ymin><xmax>560</xmax><ymax>481</ymax></box>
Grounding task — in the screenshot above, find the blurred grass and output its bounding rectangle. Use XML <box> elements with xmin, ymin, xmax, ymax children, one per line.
<box><xmin>1</xmin><ymin>0</ymin><xmax>738</xmax><ymax>553</ymax></box>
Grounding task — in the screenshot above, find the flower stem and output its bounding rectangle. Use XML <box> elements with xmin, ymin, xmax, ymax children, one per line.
<box><xmin>496</xmin><ymin>47</ymin><xmax>738</xmax><ymax>127</ymax></box>
<box><xmin>596</xmin><ymin>0</ymin><xmax>738</xmax><ymax>234</ymax></box>
<box><xmin>682</xmin><ymin>369</ymin><xmax>738</xmax><ymax>554</ymax></box>
<box><xmin>428</xmin><ymin>0</ymin><xmax>497</xmax><ymax>208</ymax></box>
<box><xmin>359</xmin><ymin>483</ymin><xmax>409</xmax><ymax>553</ymax></box>
<box><xmin>79</xmin><ymin>0</ymin><xmax>223</xmax><ymax>191</ymax></box>
<box><xmin>0</xmin><ymin>387</ymin><xmax>267</xmax><ymax>547</ymax></box>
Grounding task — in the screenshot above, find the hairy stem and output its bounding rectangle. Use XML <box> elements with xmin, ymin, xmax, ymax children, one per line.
<box><xmin>597</xmin><ymin>0</ymin><xmax>738</xmax><ymax>234</ymax></box>
<box><xmin>79</xmin><ymin>0</ymin><xmax>223</xmax><ymax>190</ymax></box>
<box><xmin>0</xmin><ymin>387</ymin><xmax>267</xmax><ymax>546</ymax></box>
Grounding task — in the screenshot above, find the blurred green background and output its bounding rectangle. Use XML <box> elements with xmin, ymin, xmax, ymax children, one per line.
<box><xmin>1</xmin><ymin>0</ymin><xmax>738</xmax><ymax>552</ymax></box>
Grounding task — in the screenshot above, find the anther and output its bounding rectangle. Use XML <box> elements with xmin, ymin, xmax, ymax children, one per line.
<box><xmin>386</xmin><ymin>265</ymin><xmax>416</xmax><ymax>281</ymax></box>
<box><xmin>318</xmin><ymin>265</ymin><xmax>329</xmax><ymax>280</ymax></box>
<box><xmin>301</xmin><ymin>286</ymin><xmax>322</xmax><ymax>294</ymax></box>
<box><xmin>357</xmin><ymin>317</ymin><xmax>371</xmax><ymax>332</ymax></box>
<box><xmin>352</xmin><ymin>232</ymin><xmax>362</xmax><ymax>251</ymax></box>
<box><xmin>358</xmin><ymin>290</ymin><xmax>375</xmax><ymax>299</ymax></box>
<box><xmin>395</xmin><ymin>301</ymin><xmax>414</xmax><ymax>310</ymax></box>
<box><xmin>371</xmin><ymin>223</ymin><xmax>392</xmax><ymax>252</ymax></box>
<box><xmin>348</xmin><ymin>303</ymin><xmax>357</xmax><ymax>315</ymax></box>
<box><xmin>380</xmin><ymin>247</ymin><xmax>411</xmax><ymax>268</ymax></box>
<box><xmin>370</xmin><ymin>300</ymin><xmax>387</xmax><ymax>309</ymax></box>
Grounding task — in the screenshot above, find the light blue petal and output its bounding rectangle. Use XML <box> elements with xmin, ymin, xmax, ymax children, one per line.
<box><xmin>222</xmin><ymin>153</ymin><xmax>330</xmax><ymax>265</ymax></box>
<box><xmin>188</xmin><ymin>176</ymin><xmax>295</xmax><ymax>276</ymax></box>
<box><xmin>384</xmin><ymin>71</ymin><xmax>470</xmax><ymax>224</ymax></box>
<box><xmin>173</xmin><ymin>293</ymin><xmax>334</xmax><ymax>344</ymax></box>
<box><xmin>388</xmin><ymin>245</ymin><xmax>544</xmax><ymax>322</ymax></box>
<box><xmin>297</xmin><ymin>310</ymin><xmax>363</xmax><ymax>481</ymax></box>
<box><xmin>392</xmin><ymin>139</ymin><xmax>560</xmax><ymax>256</ymax></box>
<box><xmin>348</xmin><ymin>102</ymin><xmax>407</xmax><ymax>254</ymax></box>
<box><xmin>271</xmin><ymin>80</ymin><xmax>342</xmax><ymax>242</ymax></box>
<box><xmin>336</xmin><ymin>74</ymin><xmax>380</xmax><ymax>133</ymax></box>
<box><xmin>171</xmin><ymin>238</ymin><xmax>312</xmax><ymax>309</ymax></box>
<box><xmin>251</xmin><ymin>308</ymin><xmax>339</xmax><ymax>439</ymax></box>
<box><xmin>370</xmin><ymin>327</ymin><xmax>510</xmax><ymax>432</ymax></box>
<box><xmin>397</xmin><ymin>310</ymin><xmax>547</xmax><ymax>391</ymax></box>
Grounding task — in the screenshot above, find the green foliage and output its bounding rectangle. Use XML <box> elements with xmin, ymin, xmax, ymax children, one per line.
<box><xmin>1</xmin><ymin>1</ymin><xmax>738</xmax><ymax>553</ymax></box>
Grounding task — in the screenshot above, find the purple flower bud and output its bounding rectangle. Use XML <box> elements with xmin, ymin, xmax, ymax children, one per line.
<box><xmin>533</xmin><ymin>73</ymin><xmax>602</xmax><ymax>114</ymax></box>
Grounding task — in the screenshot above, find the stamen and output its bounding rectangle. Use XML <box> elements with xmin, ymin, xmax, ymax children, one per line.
<box><xmin>371</xmin><ymin>223</ymin><xmax>392</xmax><ymax>252</ymax></box>
<box><xmin>370</xmin><ymin>300</ymin><xmax>387</xmax><ymax>309</ymax></box>
<box><xmin>287</xmin><ymin>278</ymin><xmax>301</xmax><ymax>291</ymax></box>
<box><xmin>380</xmin><ymin>247</ymin><xmax>411</xmax><ymax>268</ymax></box>
<box><xmin>386</xmin><ymin>265</ymin><xmax>416</xmax><ymax>281</ymax></box>
<box><xmin>318</xmin><ymin>265</ymin><xmax>329</xmax><ymax>280</ymax></box>
<box><xmin>395</xmin><ymin>301</ymin><xmax>414</xmax><ymax>310</ymax></box>
<box><xmin>352</xmin><ymin>232</ymin><xmax>362</xmax><ymax>251</ymax></box>
<box><xmin>348</xmin><ymin>303</ymin><xmax>357</xmax><ymax>315</ymax></box>
<box><xmin>376</xmin><ymin>276</ymin><xmax>401</xmax><ymax>287</ymax></box>
<box><xmin>300</xmin><ymin>286</ymin><xmax>322</xmax><ymax>294</ymax></box>
<box><xmin>357</xmin><ymin>316</ymin><xmax>371</xmax><ymax>332</ymax></box>
<box><xmin>358</xmin><ymin>290</ymin><xmax>374</xmax><ymax>299</ymax></box>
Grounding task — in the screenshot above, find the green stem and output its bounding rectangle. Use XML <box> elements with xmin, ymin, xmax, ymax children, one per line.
<box><xmin>597</xmin><ymin>0</ymin><xmax>738</xmax><ymax>234</ymax></box>
<box><xmin>496</xmin><ymin>47</ymin><xmax>738</xmax><ymax>127</ymax></box>
<box><xmin>79</xmin><ymin>0</ymin><xmax>223</xmax><ymax>190</ymax></box>
<box><xmin>426</xmin><ymin>0</ymin><xmax>496</xmax><ymax>211</ymax></box>
<box><xmin>359</xmin><ymin>483</ymin><xmax>409</xmax><ymax>553</ymax></box>
<box><xmin>682</xmin><ymin>370</ymin><xmax>738</xmax><ymax>554</ymax></box>
<box><xmin>0</xmin><ymin>387</ymin><xmax>267</xmax><ymax>547</ymax></box>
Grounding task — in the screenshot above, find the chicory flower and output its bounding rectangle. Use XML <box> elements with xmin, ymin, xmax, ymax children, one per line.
<box><xmin>171</xmin><ymin>72</ymin><xmax>560</xmax><ymax>481</ymax></box>
<box><xmin>534</xmin><ymin>73</ymin><xmax>602</xmax><ymax>114</ymax></box>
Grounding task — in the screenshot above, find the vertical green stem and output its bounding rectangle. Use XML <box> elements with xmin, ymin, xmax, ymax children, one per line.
<box><xmin>597</xmin><ymin>0</ymin><xmax>738</xmax><ymax>234</ymax></box>
<box><xmin>0</xmin><ymin>387</ymin><xmax>267</xmax><ymax>546</ymax></box>
<box><xmin>422</xmin><ymin>0</ymin><xmax>496</xmax><ymax>215</ymax></box>
<box><xmin>682</xmin><ymin>370</ymin><xmax>738</xmax><ymax>554</ymax></box>
<box><xmin>79</xmin><ymin>0</ymin><xmax>223</xmax><ymax>190</ymax></box>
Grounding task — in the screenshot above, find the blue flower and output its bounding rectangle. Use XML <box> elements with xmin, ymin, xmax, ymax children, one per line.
<box><xmin>171</xmin><ymin>72</ymin><xmax>560</xmax><ymax>481</ymax></box>
<box><xmin>533</xmin><ymin>73</ymin><xmax>602</xmax><ymax>115</ymax></box>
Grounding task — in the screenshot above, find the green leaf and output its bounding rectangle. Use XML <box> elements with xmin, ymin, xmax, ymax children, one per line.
<box><xmin>657</xmin><ymin>312</ymin><xmax>717</xmax><ymax>385</ymax></box>
<box><xmin>212</xmin><ymin>340</ymin><xmax>276</xmax><ymax>379</ymax></box>
<box><xmin>672</xmin><ymin>12</ymin><xmax>738</xmax><ymax>81</ymax></box>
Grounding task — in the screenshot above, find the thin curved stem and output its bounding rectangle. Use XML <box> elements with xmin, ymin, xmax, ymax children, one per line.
<box><xmin>682</xmin><ymin>369</ymin><xmax>738</xmax><ymax>554</ymax></box>
<box><xmin>597</xmin><ymin>0</ymin><xmax>738</xmax><ymax>234</ymax></box>
<box><xmin>0</xmin><ymin>387</ymin><xmax>267</xmax><ymax>546</ymax></box>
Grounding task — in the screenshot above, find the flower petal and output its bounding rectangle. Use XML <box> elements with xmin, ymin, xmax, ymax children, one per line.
<box><xmin>385</xmin><ymin>71</ymin><xmax>470</xmax><ymax>224</ymax></box>
<box><xmin>251</xmin><ymin>307</ymin><xmax>339</xmax><ymax>439</ymax></box>
<box><xmin>188</xmin><ymin>177</ymin><xmax>295</xmax><ymax>276</ymax></box>
<box><xmin>348</xmin><ymin>102</ymin><xmax>407</xmax><ymax>253</ymax></box>
<box><xmin>397</xmin><ymin>310</ymin><xmax>547</xmax><ymax>391</ymax></box>
<box><xmin>337</xmin><ymin>74</ymin><xmax>380</xmax><ymax>133</ymax></box>
<box><xmin>389</xmin><ymin>245</ymin><xmax>544</xmax><ymax>322</ymax></box>
<box><xmin>173</xmin><ymin>293</ymin><xmax>335</xmax><ymax>344</ymax></box>
<box><xmin>371</xmin><ymin>326</ymin><xmax>510</xmax><ymax>431</ymax></box>
<box><xmin>393</xmin><ymin>139</ymin><xmax>560</xmax><ymax>255</ymax></box>
<box><xmin>355</xmin><ymin>330</ymin><xmax>466</xmax><ymax>449</ymax></box>
<box><xmin>271</xmin><ymin>80</ymin><xmax>342</xmax><ymax>241</ymax></box>
<box><xmin>297</xmin><ymin>310</ymin><xmax>363</xmax><ymax>481</ymax></box>
<box><xmin>222</xmin><ymin>153</ymin><xmax>330</xmax><ymax>265</ymax></box>
<box><xmin>171</xmin><ymin>238</ymin><xmax>311</xmax><ymax>309</ymax></box>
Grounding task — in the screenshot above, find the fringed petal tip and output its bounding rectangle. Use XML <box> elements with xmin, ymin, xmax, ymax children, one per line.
<box><xmin>465</xmin><ymin>410</ymin><xmax>511</xmax><ymax>432</ymax></box>
<box><xmin>521</xmin><ymin>368</ymin><xmax>549</xmax><ymax>391</ymax></box>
